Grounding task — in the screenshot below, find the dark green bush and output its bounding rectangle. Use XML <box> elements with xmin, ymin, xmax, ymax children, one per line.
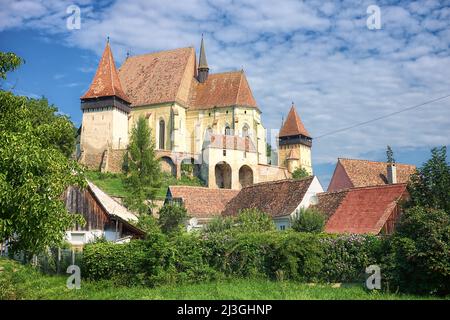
<box><xmin>291</xmin><ymin>207</ymin><xmax>326</xmax><ymax>233</ymax></box>
<box><xmin>381</xmin><ymin>206</ymin><xmax>450</xmax><ymax>295</ymax></box>
<box><xmin>83</xmin><ymin>230</ymin><xmax>385</xmax><ymax>287</ymax></box>
<box><xmin>83</xmin><ymin>240</ymin><xmax>148</xmax><ymax>285</ymax></box>
<box><xmin>158</xmin><ymin>203</ymin><xmax>189</xmax><ymax>235</ymax></box>
<box><xmin>203</xmin><ymin>231</ymin><xmax>323</xmax><ymax>281</ymax></box>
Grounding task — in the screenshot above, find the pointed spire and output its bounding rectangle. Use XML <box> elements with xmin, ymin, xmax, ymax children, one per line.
<box><xmin>197</xmin><ymin>34</ymin><xmax>209</xmax><ymax>83</ymax></box>
<box><xmin>279</xmin><ymin>103</ymin><xmax>311</xmax><ymax>138</ymax></box>
<box><xmin>198</xmin><ymin>34</ymin><xmax>208</xmax><ymax>69</ymax></box>
<box><xmin>81</xmin><ymin>39</ymin><xmax>130</xmax><ymax>103</ymax></box>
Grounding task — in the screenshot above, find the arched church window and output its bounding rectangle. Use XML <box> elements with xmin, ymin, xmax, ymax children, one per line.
<box><xmin>242</xmin><ymin>124</ymin><xmax>249</xmax><ymax>137</ymax></box>
<box><xmin>225</xmin><ymin>124</ymin><xmax>231</xmax><ymax>135</ymax></box>
<box><xmin>159</xmin><ymin>119</ymin><xmax>165</xmax><ymax>150</ymax></box>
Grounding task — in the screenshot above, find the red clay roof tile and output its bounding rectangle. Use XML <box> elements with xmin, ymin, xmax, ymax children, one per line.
<box><xmin>189</xmin><ymin>71</ymin><xmax>258</xmax><ymax>110</ymax></box>
<box><xmin>279</xmin><ymin>104</ymin><xmax>310</xmax><ymax>138</ymax></box>
<box><xmin>118</xmin><ymin>47</ymin><xmax>195</xmax><ymax>107</ymax></box>
<box><xmin>322</xmin><ymin>184</ymin><xmax>408</xmax><ymax>234</ymax></box>
<box><xmin>222</xmin><ymin>177</ymin><xmax>315</xmax><ymax>218</ymax></box>
<box><xmin>168</xmin><ymin>186</ymin><xmax>239</xmax><ymax>219</ymax></box>
<box><xmin>338</xmin><ymin>158</ymin><xmax>416</xmax><ymax>188</ymax></box>
<box><xmin>81</xmin><ymin>42</ymin><xmax>130</xmax><ymax>103</ymax></box>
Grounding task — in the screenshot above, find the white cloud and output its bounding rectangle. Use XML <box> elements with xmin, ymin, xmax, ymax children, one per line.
<box><xmin>2</xmin><ymin>0</ymin><xmax>450</xmax><ymax>165</ymax></box>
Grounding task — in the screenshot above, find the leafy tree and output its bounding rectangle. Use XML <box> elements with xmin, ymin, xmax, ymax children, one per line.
<box><xmin>291</xmin><ymin>207</ymin><xmax>326</xmax><ymax>233</ymax></box>
<box><xmin>292</xmin><ymin>167</ymin><xmax>310</xmax><ymax>180</ymax></box>
<box><xmin>386</xmin><ymin>145</ymin><xmax>395</xmax><ymax>164</ymax></box>
<box><xmin>266</xmin><ymin>142</ymin><xmax>272</xmax><ymax>158</ymax></box>
<box><xmin>0</xmin><ymin>52</ymin><xmax>85</xmax><ymax>255</ymax></box>
<box><xmin>158</xmin><ymin>203</ymin><xmax>189</xmax><ymax>235</ymax></box>
<box><xmin>0</xmin><ymin>52</ymin><xmax>23</xmax><ymax>80</ymax></box>
<box><xmin>136</xmin><ymin>214</ymin><xmax>161</xmax><ymax>236</ymax></box>
<box><xmin>235</xmin><ymin>208</ymin><xmax>275</xmax><ymax>232</ymax></box>
<box><xmin>407</xmin><ymin>147</ymin><xmax>450</xmax><ymax>212</ymax></box>
<box><xmin>203</xmin><ymin>216</ymin><xmax>235</xmax><ymax>234</ymax></box>
<box><xmin>383</xmin><ymin>206</ymin><xmax>450</xmax><ymax>295</ymax></box>
<box><xmin>122</xmin><ymin>116</ymin><xmax>161</xmax><ymax>215</ymax></box>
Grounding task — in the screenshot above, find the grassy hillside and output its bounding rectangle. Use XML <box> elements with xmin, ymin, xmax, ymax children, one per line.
<box><xmin>85</xmin><ymin>171</ymin><xmax>205</xmax><ymax>199</ymax></box>
<box><xmin>0</xmin><ymin>258</ymin><xmax>442</xmax><ymax>300</ymax></box>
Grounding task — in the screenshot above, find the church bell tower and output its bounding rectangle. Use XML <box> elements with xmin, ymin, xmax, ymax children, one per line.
<box><xmin>278</xmin><ymin>103</ymin><xmax>313</xmax><ymax>175</ymax></box>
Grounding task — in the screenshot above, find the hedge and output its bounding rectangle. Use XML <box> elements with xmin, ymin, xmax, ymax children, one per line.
<box><xmin>82</xmin><ymin>231</ymin><xmax>383</xmax><ymax>286</ymax></box>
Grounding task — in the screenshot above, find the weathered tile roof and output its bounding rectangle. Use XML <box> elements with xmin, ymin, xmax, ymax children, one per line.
<box><xmin>222</xmin><ymin>177</ymin><xmax>315</xmax><ymax>218</ymax></box>
<box><xmin>279</xmin><ymin>104</ymin><xmax>310</xmax><ymax>138</ymax></box>
<box><xmin>84</xmin><ymin>44</ymin><xmax>260</xmax><ymax>111</ymax></box>
<box><xmin>312</xmin><ymin>190</ymin><xmax>348</xmax><ymax>218</ymax></box>
<box><xmin>338</xmin><ymin>158</ymin><xmax>416</xmax><ymax>187</ymax></box>
<box><xmin>320</xmin><ymin>184</ymin><xmax>408</xmax><ymax>234</ymax></box>
<box><xmin>118</xmin><ymin>47</ymin><xmax>195</xmax><ymax>107</ymax></box>
<box><xmin>189</xmin><ymin>70</ymin><xmax>258</xmax><ymax>110</ymax></box>
<box><xmin>168</xmin><ymin>186</ymin><xmax>239</xmax><ymax>219</ymax></box>
<box><xmin>208</xmin><ymin>134</ymin><xmax>257</xmax><ymax>152</ymax></box>
<box><xmin>81</xmin><ymin>42</ymin><xmax>130</xmax><ymax>103</ymax></box>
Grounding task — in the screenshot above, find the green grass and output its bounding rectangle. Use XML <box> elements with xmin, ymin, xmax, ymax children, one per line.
<box><xmin>1</xmin><ymin>258</ymin><xmax>444</xmax><ymax>300</ymax></box>
<box><xmin>84</xmin><ymin>170</ymin><xmax>205</xmax><ymax>199</ymax></box>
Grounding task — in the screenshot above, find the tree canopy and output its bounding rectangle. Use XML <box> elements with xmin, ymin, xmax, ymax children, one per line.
<box><xmin>291</xmin><ymin>167</ymin><xmax>310</xmax><ymax>180</ymax></box>
<box><xmin>0</xmin><ymin>52</ymin><xmax>84</xmax><ymax>254</ymax></box>
<box><xmin>407</xmin><ymin>147</ymin><xmax>450</xmax><ymax>213</ymax></box>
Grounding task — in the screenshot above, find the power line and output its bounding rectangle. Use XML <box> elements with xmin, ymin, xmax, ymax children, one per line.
<box><xmin>314</xmin><ymin>93</ymin><xmax>450</xmax><ymax>140</ymax></box>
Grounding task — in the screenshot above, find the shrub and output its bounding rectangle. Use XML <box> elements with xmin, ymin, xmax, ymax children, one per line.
<box><xmin>319</xmin><ymin>234</ymin><xmax>383</xmax><ymax>283</ymax></box>
<box><xmin>291</xmin><ymin>167</ymin><xmax>310</xmax><ymax>179</ymax></box>
<box><xmin>158</xmin><ymin>203</ymin><xmax>189</xmax><ymax>235</ymax></box>
<box><xmin>168</xmin><ymin>233</ymin><xmax>223</xmax><ymax>284</ymax></box>
<box><xmin>235</xmin><ymin>208</ymin><xmax>275</xmax><ymax>233</ymax></box>
<box><xmin>83</xmin><ymin>240</ymin><xmax>149</xmax><ymax>285</ymax></box>
<box><xmin>203</xmin><ymin>216</ymin><xmax>235</xmax><ymax>234</ymax></box>
<box><xmin>271</xmin><ymin>232</ymin><xmax>324</xmax><ymax>282</ymax></box>
<box><xmin>203</xmin><ymin>231</ymin><xmax>323</xmax><ymax>281</ymax></box>
<box><xmin>136</xmin><ymin>214</ymin><xmax>161</xmax><ymax>236</ymax></box>
<box><xmin>291</xmin><ymin>207</ymin><xmax>326</xmax><ymax>233</ymax></box>
<box><xmin>382</xmin><ymin>206</ymin><xmax>450</xmax><ymax>295</ymax></box>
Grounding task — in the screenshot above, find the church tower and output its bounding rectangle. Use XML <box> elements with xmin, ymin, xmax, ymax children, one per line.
<box><xmin>278</xmin><ymin>103</ymin><xmax>313</xmax><ymax>174</ymax></box>
<box><xmin>79</xmin><ymin>39</ymin><xmax>131</xmax><ymax>168</ymax></box>
<box><xmin>197</xmin><ymin>35</ymin><xmax>209</xmax><ymax>83</ymax></box>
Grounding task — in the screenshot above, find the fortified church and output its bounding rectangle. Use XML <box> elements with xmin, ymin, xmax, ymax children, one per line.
<box><xmin>79</xmin><ymin>37</ymin><xmax>313</xmax><ymax>190</ymax></box>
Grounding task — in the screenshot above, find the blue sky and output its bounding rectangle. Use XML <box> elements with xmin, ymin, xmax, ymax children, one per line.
<box><xmin>1</xmin><ymin>0</ymin><xmax>449</xmax><ymax>188</ymax></box>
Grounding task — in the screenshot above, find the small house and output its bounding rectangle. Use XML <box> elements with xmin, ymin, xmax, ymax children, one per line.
<box><xmin>64</xmin><ymin>181</ymin><xmax>145</xmax><ymax>249</ymax></box>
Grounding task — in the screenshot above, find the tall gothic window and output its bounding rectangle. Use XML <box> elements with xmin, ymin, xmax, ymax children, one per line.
<box><xmin>225</xmin><ymin>124</ymin><xmax>231</xmax><ymax>135</ymax></box>
<box><xmin>242</xmin><ymin>124</ymin><xmax>249</xmax><ymax>137</ymax></box>
<box><xmin>159</xmin><ymin>119</ymin><xmax>165</xmax><ymax>150</ymax></box>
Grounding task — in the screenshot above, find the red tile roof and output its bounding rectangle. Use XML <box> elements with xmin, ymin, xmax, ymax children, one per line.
<box><xmin>222</xmin><ymin>177</ymin><xmax>315</xmax><ymax>218</ymax></box>
<box><xmin>279</xmin><ymin>105</ymin><xmax>310</xmax><ymax>138</ymax></box>
<box><xmin>189</xmin><ymin>71</ymin><xmax>258</xmax><ymax>110</ymax></box>
<box><xmin>338</xmin><ymin>158</ymin><xmax>416</xmax><ymax>188</ymax></box>
<box><xmin>208</xmin><ymin>134</ymin><xmax>257</xmax><ymax>152</ymax></box>
<box><xmin>168</xmin><ymin>186</ymin><xmax>239</xmax><ymax>219</ymax></box>
<box><xmin>81</xmin><ymin>42</ymin><xmax>130</xmax><ymax>102</ymax></box>
<box><xmin>118</xmin><ymin>47</ymin><xmax>195</xmax><ymax>107</ymax></box>
<box><xmin>320</xmin><ymin>184</ymin><xmax>408</xmax><ymax>234</ymax></box>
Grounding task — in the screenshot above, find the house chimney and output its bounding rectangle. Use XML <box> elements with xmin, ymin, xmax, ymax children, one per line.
<box><xmin>387</xmin><ymin>162</ymin><xmax>397</xmax><ymax>184</ymax></box>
